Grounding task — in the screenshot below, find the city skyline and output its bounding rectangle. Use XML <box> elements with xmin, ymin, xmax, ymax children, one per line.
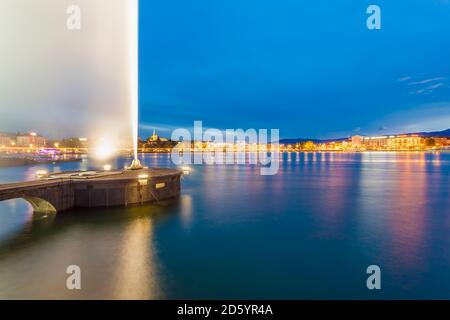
<box><xmin>1</xmin><ymin>126</ymin><xmax>449</xmax><ymax>143</ymax></box>
<box><xmin>1</xmin><ymin>127</ymin><xmax>449</xmax><ymax>152</ymax></box>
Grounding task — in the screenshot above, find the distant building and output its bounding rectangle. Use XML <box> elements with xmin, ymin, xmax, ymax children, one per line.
<box><xmin>58</xmin><ymin>137</ymin><xmax>88</xmax><ymax>148</ymax></box>
<box><xmin>149</xmin><ymin>129</ymin><xmax>159</xmax><ymax>142</ymax></box>
<box><xmin>141</xmin><ymin>130</ymin><xmax>176</xmax><ymax>150</ymax></box>
<box><xmin>0</xmin><ymin>133</ymin><xmax>14</xmax><ymax>147</ymax></box>
<box><xmin>431</xmin><ymin>137</ymin><xmax>450</xmax><ymax>148</ymax></box>
<box><xmin>386</xmin><ymin>135</ymin><xmax>423</xmax><ymax>150</ymax></box>
<box><xmin>351</xmin><ymin>135</ymin><xmax>364</xmax><ymax>148</ymax></box>
<box><xmin>16</xmin><ymin>132</ymin><xmax>46</xmax><ymax>148</ymax></box>
<box><xmin>351</xmin><ymin>134</ymin><xmax>424</xmax><ymax>150</ymax></box>
<box><xmin>363</xmin><ymin>136</ymin><xmax>389</xmax><ymax>149</ymax></box>
<box><xmin>148</xmin><ymin>129</ymin><xmax>168</xmax><ymax>143</ymax></box>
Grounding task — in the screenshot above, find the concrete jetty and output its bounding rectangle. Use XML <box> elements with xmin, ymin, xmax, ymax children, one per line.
<box><xmin>0</xmin><ymin>168</ymin><xmax>182</xmax><ymax>214</ymax></box>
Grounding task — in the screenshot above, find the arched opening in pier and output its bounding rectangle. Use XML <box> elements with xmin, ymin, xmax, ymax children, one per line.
<box><xmin>23</xmin><ymin>197</ymin><xmax>57</xmax><ymax>215</ymax></box>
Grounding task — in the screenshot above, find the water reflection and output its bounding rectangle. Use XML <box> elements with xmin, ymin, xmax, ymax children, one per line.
<box><xmin>0</xmin><ymin>201</ymin><xmax>175</xmax><ymax>299</ymax></box>
<box><xmin>113</xmin><ymin>216</ymin><xmax>161</xmax><ymax>299</ymax></box>
<box><xmin>180</xmin><ymin>195</ymin><xmax>193</xmax><ymax>228</ymax></box>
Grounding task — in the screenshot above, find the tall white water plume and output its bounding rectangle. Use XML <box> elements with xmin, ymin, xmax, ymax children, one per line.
<box><xmin>0</xmin><ymin>1</ymin><xmax>138</xmax><ymax>164</ymax></box>
<box><xmin>129</xmin><ymin>0</ymin><xmax>140</xmax><ymax>166</ymax></box>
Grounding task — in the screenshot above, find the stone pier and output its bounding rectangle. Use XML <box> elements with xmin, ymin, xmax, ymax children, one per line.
<box><xmin>0</xmin><ymin>168</ymin><xmax>182</xmax><ymax>214</ymax></box>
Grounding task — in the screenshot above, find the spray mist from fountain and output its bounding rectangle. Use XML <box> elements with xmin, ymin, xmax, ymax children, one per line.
<box><xmin>128</xmin><ymin>0</ymin><xmax>142</xmax><ymax>170</ymax></box>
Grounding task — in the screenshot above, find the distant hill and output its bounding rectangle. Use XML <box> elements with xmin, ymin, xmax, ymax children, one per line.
<box><xmin>280</xmin><ymin>128</ymin><xmax>450</xmax><ymax>144</ymax></box>
<box><xmin>280</xmin><ymin>137</ymin><xmax>348</xmax><ymax>144</ymax></box>
<box><xmin>414</xmin><ymin>128</ymin><xmax>450</xmax><ymax>137</ymax></box>
<box><xmin>279</xmin><ymin>138</ymin><xmax>320</xmax><ymax>145</ymax></box>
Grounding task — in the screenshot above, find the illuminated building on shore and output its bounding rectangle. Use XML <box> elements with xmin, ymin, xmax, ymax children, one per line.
<box><xmin>138</xmin><ymin>130</ymin><xmax>176</xmax><ymax>151</ymax></box>
<box><xmin>148</xmin><ymin>129</ymin><xmax>168</xmax><ymax>142</ymax></box>
<box><xmin>0</xmin><ymin>133</ymin><xmax>14</xmax><ymax>147</ymax></box>
<box><xmin>351</xmin><ymin>134</ymin><xmax>424</xmax><ymax>150</ymax></box>
<box><xmin>386</xmin><ymin>135</ymin><xmax>423</xmax><ymax>150</ymax></box>
<box><xmin>283</xmin><ymin>134</ymin><xmax>448</xmax><ymax>152</ymax></box>
<box><xmin>16</xmin><ymin>132</ymin><xmax>46</xmax><ymax>148</ymax></box>
<box><xmin>351</xmin><ymin>135</ymin><xmax>364</xmax><ymax>149</ymax></box>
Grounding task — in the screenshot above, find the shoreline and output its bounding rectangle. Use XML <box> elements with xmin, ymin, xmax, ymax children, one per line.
<box><xmin>0</xmin><ymin>156</ymin><xmax>82</xmax><ymax>168</ymax></box>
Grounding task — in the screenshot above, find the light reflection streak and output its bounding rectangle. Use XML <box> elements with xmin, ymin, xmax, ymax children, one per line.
<box><xmin>113</xmin><ymin>217</ymin><xmax>162</xmax><ymax>299</ymax></box>
<box><xmin>180</xmin><ymin>195</ymin><xmax>193</xmax><ymax>227</ymax></box>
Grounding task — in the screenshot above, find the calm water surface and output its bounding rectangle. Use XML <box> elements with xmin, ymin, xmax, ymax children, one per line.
<box><xmin>0</xmin><ymin>152</ymin><xmax>449</xmax><ymax>299</ymax></box>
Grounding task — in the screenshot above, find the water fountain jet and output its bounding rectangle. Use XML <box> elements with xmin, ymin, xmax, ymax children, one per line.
<box><xmin>128</xmin><ymin>158</ymin><xmax>143</xmax><ymax>170</ymax></box>
<box><xmin>0</xmin><ymin>0</ymin><xmax>183</xmax><ymax>214</ymax></box>
<box><xmin>129</xmin><ymin>0</ymin><xmax>141</xmax><ymax>170</ymax></box>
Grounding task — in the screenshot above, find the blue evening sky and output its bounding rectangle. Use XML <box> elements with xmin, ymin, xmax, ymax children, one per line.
<box><xmin>138</xmin><ymin>0</ymin><xmax>450</xmax><ymax>139</ymax></box>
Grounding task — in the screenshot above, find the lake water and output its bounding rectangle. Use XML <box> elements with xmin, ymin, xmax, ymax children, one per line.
<box><xmin>0</xmin><ymin>152</ymin><xmax>449</xmax><ymax>299</ymax></box>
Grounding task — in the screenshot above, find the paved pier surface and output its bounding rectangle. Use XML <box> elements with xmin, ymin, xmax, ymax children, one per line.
<box><xmin>0</xmin><ymin>168</ymin><xmax>182</xmax><ymax>214</ymax></box>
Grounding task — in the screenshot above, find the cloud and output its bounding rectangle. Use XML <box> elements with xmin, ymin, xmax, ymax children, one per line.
<box><xmin>413</xmin><ymin>82</ymin><xmax>447</xmax><ymax>95</ymax></box>
<box><xmin>397</xmin><ymin>76</ymin><xmax>412</xmax><ymax>82</ymax></box>
<box><xmin>407</xmin><ymin>77</ymin><xmax>445</xmax><ymax>86</ymax></box>
<box><xmin>369</xmin><ymin>102</ymin><xmax>450</xmax><ymax>134</ymax></box>
<box><xmin>403</xmin><ymin>76</ymin><xmax>449</xmax><ymax>95</ymax></box>
<box><xmin>427</xmin><ymin>83</ymin><xmax>446</xmax><ymax>90</ymax></box>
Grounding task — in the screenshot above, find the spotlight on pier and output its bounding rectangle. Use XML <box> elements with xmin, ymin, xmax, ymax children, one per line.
<box><xmin>182</xmin><ymin>166</ymin><xmax>191</xmax><ymax>175</ymax></box>
<box><xmin>103</xmin><ymin>164</ymin><xmax>112</xmax><ymax>172</ymax></box>
<box><xmin>138</xmin><ymin>174</ymin><xmax>149</xmax><ymax>186</ymax></box>
<box><xmin>36</xmin><ymin>170</ymin><xmax>48</xmax><ymax>180</ymax></box>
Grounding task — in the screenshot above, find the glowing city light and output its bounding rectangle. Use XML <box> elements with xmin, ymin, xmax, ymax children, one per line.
<box><xmin>155</xmin><ymin>182</ymin><xmax>166</xmax><ymax>189</ymax></box>
<box><xmin>182</xmin><ymin>166</ymin><xmax>191</xmax><ymax>175</ymax></box>
<box><xmin>138</xmin><ymin>173</ymin><xmax>148</xmax><ymax>185</ymax></box>
<box><xmin>36</xmin><ymin>170</ymin><xmax>48</xmax><ymax>179</ymax></box>
<box><xmin>93</xmin><ymin>139</ymin><xmax>117</xmax><ymax>161</ymax></box>
<box><xmin>104</xmin><ymin>164</ymin><xmax>112</xmax><ymax>171</ymax></box>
